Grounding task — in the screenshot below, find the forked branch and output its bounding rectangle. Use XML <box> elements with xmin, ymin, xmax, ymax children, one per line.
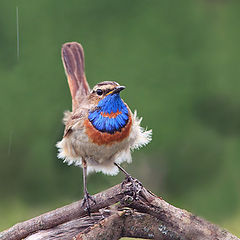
<box><xmin>0</xmin><ymin>183</ymin><xmax>238</xmax><ymax>240</ymax></box>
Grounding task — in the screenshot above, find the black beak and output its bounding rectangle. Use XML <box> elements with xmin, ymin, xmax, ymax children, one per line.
<box><xmin>112</xmin><ymin>86</ymin><xmax>125</xmax><ymax>94</ymax></box>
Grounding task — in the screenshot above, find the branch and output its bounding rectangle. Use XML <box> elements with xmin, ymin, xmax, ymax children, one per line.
<box><xmin>126</xmin><ymin>188</ymin><xmax>239</xmax><ymax>240</ymax></box>
<box><xmin>75</xmin><ymin>210</ymin><xmax>165</xmax><ymax>240</ymax></box>
<box><xmin>0</xmin><ymin>183</ymin><xmax>124</xmax><ymax>240</ymax></box>
<box><xmin>0</xmin><ymin>183</ymin><xmax>239</xmax><ymax>240</ymax></box>
<box><xmin>25</xmin><ymin>212</ymin><xmax>107</xmax><ymax>240</ymax></box>
<box><xmin>24</xmin><ymin>209</ymin><xmax>164</xmax><ymax>240</ymax></box>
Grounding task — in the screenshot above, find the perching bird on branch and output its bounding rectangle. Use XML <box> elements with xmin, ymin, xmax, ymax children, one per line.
<box><xmin>57</xmin><ymin>42</ymin><xmax>152</xmax><ymax>215</ymax></box>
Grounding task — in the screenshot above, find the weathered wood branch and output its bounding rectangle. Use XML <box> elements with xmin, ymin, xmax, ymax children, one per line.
<box><xmin>0</xmin><ymin>183</ymin><xmax>239</xmax><ymax>240</ymax></box>
<box><xmin>24</xmin><ymin>209</ymin><xmax>164</xmax><ymax>240</ymax></box>
<box><xmin>74</xmin><ymin>210</ymin><xmax>165</xmax><ymax>240</ymax></box>
<box><xmin>0</xmin><ymin>183</ymin><xmax>124</xmax><ymax>240</ymax></box>
<box><xmin>25</xmin><ymin>212</ymin><xmax>108</xmax><ymax>240</ymax></box>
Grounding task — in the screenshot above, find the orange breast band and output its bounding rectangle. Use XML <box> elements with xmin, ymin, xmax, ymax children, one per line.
<box><xmin>84</xmin><ymin>114</ymin><xmax>132</xmax><ymax>145</ymax></box>
<box><xmin>100</xmin><ymin>109</ymin><xmax>122</xmax><ymax>118</ymax></box>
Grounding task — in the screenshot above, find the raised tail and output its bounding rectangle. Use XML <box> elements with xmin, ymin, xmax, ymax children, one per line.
<box><xmin>61</xmin><ymin>42</ymin><xmax>90</xmax><ymax>111</ymax></box>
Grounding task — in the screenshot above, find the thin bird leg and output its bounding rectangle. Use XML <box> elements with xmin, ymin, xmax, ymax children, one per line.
<box><xmin>81</xmin><ymin>160</ymin><xmax>96</xmax><ymax>216</ymax></box>
<box><xmin>114</xmin><ymin>162</ymin><xmax>142</xmax><ymax>199</ymax></box>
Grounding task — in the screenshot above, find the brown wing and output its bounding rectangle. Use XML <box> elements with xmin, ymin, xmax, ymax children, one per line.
<box><xmin>61</xmin><ymin>42</ymin><xmax>90</xmax><ymax>111</ymax></box>
<box><xmin>63</xmin><ymin>111</ymin><xmax>85</xmax><ymax>137</ymax></box>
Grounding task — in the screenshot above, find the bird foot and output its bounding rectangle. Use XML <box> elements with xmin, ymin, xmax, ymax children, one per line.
<box><xmin>81</xmin><ymin>191</ymin><xmax>96</xmax><ymax>216</ymax></box>
<box><xmin>121</xmin><ymin>175</ymin><xmax>143</xmax><ymax>200</ymax></box>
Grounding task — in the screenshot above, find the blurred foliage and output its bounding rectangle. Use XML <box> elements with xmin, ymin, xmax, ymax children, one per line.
<box><xmin>0</xmin><ymin>0</ymin><xmax>240</xmax><ymax>237</ymax></box>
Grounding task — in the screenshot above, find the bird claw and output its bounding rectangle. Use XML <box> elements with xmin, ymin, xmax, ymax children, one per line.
<box><xmin>81</xmin><ymin>191</ymin><xmax>96</xmax><ymax>216</ymax></box>
<box><xmin>121</xmin><ymin>175</ymin><xmax>143</xmax><ymax>200</ymax></box>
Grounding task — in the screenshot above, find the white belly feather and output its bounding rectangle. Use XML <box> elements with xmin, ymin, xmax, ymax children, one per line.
<box><xmin>56</xmin><ymin>111</ymin><xmax>152</xmax><ymax>175</ymax></box>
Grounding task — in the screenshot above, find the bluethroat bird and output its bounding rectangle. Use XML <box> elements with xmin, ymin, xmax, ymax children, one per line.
<box><xmin>57</xmin><ymin>42</ymin><xmax>152</xmax><ymax>215</ymax></box>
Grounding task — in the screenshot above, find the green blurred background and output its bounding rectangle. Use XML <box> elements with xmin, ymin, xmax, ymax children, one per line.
<box><xmin>0</xmin><ymin>0</ymin><xmax>240</xmax><ymax>237</ymax></box>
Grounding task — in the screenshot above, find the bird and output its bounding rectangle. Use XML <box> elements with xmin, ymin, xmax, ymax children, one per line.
<box><xmin>56</xmin><ymin>42</ymin><xmax>152</xmax><ymax>215</ymax></box>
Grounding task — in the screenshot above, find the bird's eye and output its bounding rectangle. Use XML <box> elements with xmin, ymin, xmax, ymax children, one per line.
<box><xmin>96</xmin><ymin>89</ymin><xmax>103</xmax><ymax>96</ymax></box>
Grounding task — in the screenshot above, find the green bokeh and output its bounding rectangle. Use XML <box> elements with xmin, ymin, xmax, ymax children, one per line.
<box><xmin>0</xmin><ymin>0</ymin><xmax>240</xmax><ymax>236</ymax></box>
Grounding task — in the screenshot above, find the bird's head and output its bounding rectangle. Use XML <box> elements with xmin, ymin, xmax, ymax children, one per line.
<box><xmin>88</xmin><ymin>81</ymin><xmax>129</xmax><ymax>134</ymax></box>
<box><xmin>89</xmin><ymin>81</ymin><xmax>125</xmax><ymax>102</ymax></box>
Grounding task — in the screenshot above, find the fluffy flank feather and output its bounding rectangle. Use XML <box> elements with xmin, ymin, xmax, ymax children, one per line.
<box><xmin>130</xmin><ymin>110</ymin><xmax>152</xmax><ymax>150</ymax></box>
<box><xmin>62</xmin><ymin>110</ymin><xmax>72</xmax><ymax>124</ymax></box>
<box><xmin>56</xmin><ymin>139</ymin><xmax>82</xmax><ymax>166</ymax></box>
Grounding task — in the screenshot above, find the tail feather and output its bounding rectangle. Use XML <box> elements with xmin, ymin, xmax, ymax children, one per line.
<box><xmin>61</xmin><ymin>42</ymin><xmax>90</xmax><ymax>111</ymax></box>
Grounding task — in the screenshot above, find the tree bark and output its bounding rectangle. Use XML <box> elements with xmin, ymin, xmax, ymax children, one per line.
<box><xmin>0</xmin><ymin>183</ymin><xmax>239</xmax><ymax>240</ymax></box>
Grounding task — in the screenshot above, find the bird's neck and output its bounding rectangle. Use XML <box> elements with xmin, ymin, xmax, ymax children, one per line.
<box><xmin>88</xmin><ymin>94</ymin><xmax>129</xmax><ymax>134</ymax></box>
<box><xmin>98</xmin><ymin>94</ymin><xmax>125</xmax><ymax>113</ymax></box>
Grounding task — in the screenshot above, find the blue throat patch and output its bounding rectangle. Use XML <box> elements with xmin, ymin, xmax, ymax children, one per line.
<box><xmin>88</xmin><ymin>93</ymin><xmax>129</xmax><ymax>134</ymax></box>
